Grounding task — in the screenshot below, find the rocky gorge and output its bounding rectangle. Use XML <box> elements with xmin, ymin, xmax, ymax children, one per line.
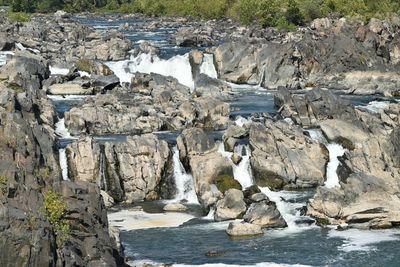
<box><xmin>0</xmin><ymin>10</ymin><xmax>399</xmax><ymax>267</ymax></box>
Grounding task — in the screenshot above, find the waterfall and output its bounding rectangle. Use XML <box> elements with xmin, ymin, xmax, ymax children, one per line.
<box><xmin>105</xmin><ymin>60</ymin><xmax>133</xmax><ymax>83</ymax></box>
<box><xmin>306</xmin><ymin>129</ymin><xmax>346</xmax><ymax>189</ymax></box>
<box><xmin>256</xmin><ymin>64</ymin><xmax>266</xmax><ymax>89</ymax></box>
<box><xmin>199</xmin><ymin>53</ymin><xmax>218</xmax><ymax>79</ymax></box>
<box><xmin>59</xmin><ymin>148</ymin><xmax>69</xmax><ymax>181</ymax></box>
<box><xmin>325</xmin><ymin>143</ymin><xmax>346</xmax><ymax>188</ymax></box>
<box><xmin>204</xmin><ymin>207</ymin><xmax>215</xmax><ymax>220</ymax></box>
<box><xmin>128</xmin><ymin>53</ymin><xmax>195</xmax><ymax>89</ymax></box>
<box><xmin>172</xmin><ymin>146</ymin><xmax>199</xmax><ymax>204</ymax></box>
<box><xmin>49</xmin><ymin>66</ymin><xmax>70</xmax><ymax>76</ymax></box>
<box><xmin>234</xmin><ymin>116</ymin><xmax>250</xmax><ymax>127</ymax></box>
<box><xmin>55</xmin><ymin>118</ymin><xmax>76</xmax><ymax>139</ymax></box>
<box><xmin>218</xmin><ymin>142</ymin><xmax>254</xmax><ymax>189</ymax></box>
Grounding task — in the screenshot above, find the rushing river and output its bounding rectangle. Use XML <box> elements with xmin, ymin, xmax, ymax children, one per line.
<box><xmin>43</xmin><ymin>15</ymin><xmax>400</xmax><ymax>267</ymax></box>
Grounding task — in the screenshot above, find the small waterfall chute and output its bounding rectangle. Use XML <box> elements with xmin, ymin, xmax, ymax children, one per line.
<box><xmin>59</xmin><ymin>148</ymin><xmax>69</xmax><ymax>181</ymax></box>
<box><xmin>55</xmin><ymin>118</ymin><xmax>76</xmax><ymax>139</ymax></box>
<box><xmin>199</xmin><ymin>53</ymin><xmax>218</xmax><ymax>79</ymax></box>
<box><xmin>325</xmin><ymin>143</ymin><xmax>346</xmax><ymax>188</ymax></box>
<box><xmin>171</xmin><ymin>146</ymin><xmax>199</xmax><ymax>204</ymax></box>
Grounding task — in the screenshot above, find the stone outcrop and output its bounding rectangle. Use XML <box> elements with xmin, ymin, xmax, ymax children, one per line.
<box><xmin>214</xmin><ymin>189</ymin><xmax>247</xmax><ymax>221</ymax></box>
<box><xmin>104</xmin><ymin>134</ymin><xmax>171</xmax><ymax>203</ymax></box>
<box><xmin>177</xmin><ymin>128</ymin><xmax>233</xmax><ymax>208</ymax></box>
<box><xmin>243</xmin><ymin>200</ymin><xmax>287</xmax><ymax>228</ymax></box>
<box><xmin>249</xmin><ymin>121</ymin><xmax>328</xmax><ymax>190</ymax></box>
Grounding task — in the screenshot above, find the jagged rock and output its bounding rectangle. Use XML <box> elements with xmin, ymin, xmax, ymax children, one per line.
<box><xmin>66</xmin><ymin>136</ymin><xmax>100</xmax><ymax>183</ymax></box>
<box><xmin>75</xmin><ymin>59</ymin><xmax>114</xmax><ymax>76</ymax></box>
<box><xmin>250</xmin><ymin>121</ymin><xmax>328</xmax><ymax>190</ymax></box>
<box><xmin>226</xmin><ymin>222</ymin><xmax>263</xmax><ymax>237</ymax></box>
<box><xmin>177</xmin><ymin>128</ymin><xmax>232</xmax><ymax>208</ymax></box>
<box><xmin>48</xmin><ymin>82</ymin><xmax>93</xmax><ymax>95</ymax></box>
<box><xmin>231</xmin><ymin>153</ymin><xmax>242</xmax><ymax>165</ymax></box>
<box><xmin>249</xmin><ymin>193</ymin><xmax>269</xmax><ymax>203</ymax></box>
<box><xmin>214</xmin><ymin>189</ymin><xmax>247</xmax><ymax>221</ymax></box>
<box><xmin>194</xmin><ymin>74</ymin><xmax>231</xmax><ymax>97</ymax></box>
<box><xmin>223</xmin><ymin>125</ymin><xmax>248</xmax><ymax>152</ymax></box>
<box><xmin>243</xmin><ymin>200</ymin><xmax>287</xmax><ymax>228</ymax></box>
<box><xmin>104</xmin><ymin>134</ymin><xmax>170</xmax><ymax>203</ymax></box>
<box><xmin>307</xmin><ymin>173</ymin><xmax>400</xmax><ymax>228</ymax></box>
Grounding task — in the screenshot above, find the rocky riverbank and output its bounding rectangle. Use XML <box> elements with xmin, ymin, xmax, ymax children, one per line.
<box><xmin>0</xmin><ymin>10</ymin><xmax>399</xmax><ymax>267</ymax></box>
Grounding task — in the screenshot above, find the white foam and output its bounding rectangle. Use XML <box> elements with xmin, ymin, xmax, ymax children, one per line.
<box><xmin>358</xmin><ymin>101</ymin><xmax>390</xmax><ymax>113</ymax></box>
<box><xmin>328</xmin><ymin>228</ymin><xmax>400</xmax><ymax>252</ymax></box>
<box><xmin>235</xmin><ymin>116</ymin><xmax>250</xmax><ymax>127</ymax></box>
<box><xmin>128</xmin><ymin>53</ymin><xmax>195</xmax><ymax>89</ymax></box>
<box><xmin>59</xmin><ymin>148</ymin><xmax>69</xmax><ymax>181</ymax></box>
<box><xmin>200</xmin><ymin>53</ymin><xmax>218</xmax><ymax>79</ymax></box>
<box><xmin>325</xmin><ymin>143</ymin><xmax>346</xmax><ymax>189</ymax></box>
<box><xmin>16</xmin><ymin>42</ymin><xmax>26</xmax><ymax>51</ymax></box>
<box><xmin>78</xmin><ymin>71</ymin><xmax>91</xmax><ymax>78</ymax></box>
<box><xmin>108</xmin><ymin>210</ymin><xmax>195</xmax><ymax>230</ymax></box>
<box><xmin>306</xmin><ymin>129</ymin><xmax>327</xmax><ymax>144</ymax></box>
<box><xmin>47</xmin><ymin>95</ymin><xmax>88</xmax><ymax>101</ymax></box>
<box><xmin>171</xmin><ymin>146</ymin><xmax>199</xmax><ymax>204</ymax></box>
<box><xmin>55</xmin><ymin>118</ymin><xmax>76</xmax><ymax>139</ymax></box>
<box><xmin>105</xmin><ymin>60</ymin><xmax>133</xmax><ymax>83</ymax></box>
<box><xmin>50</xmin><ymin>66</ymin><xmax>70</xmax><ymax>76</ymax></box>
<box><xmin>0</xmin><ymin>51</ymin><xmax>14</xmax><ymax>66</ymax></box>
<box><xmin>203</xmin><ymin>207</ymin><xmax>215</xmax><ymax>220</ymax></box>
<box><xmin>259</xmin><ymin>188</ymin><xmax>315</xmax><ymax>234</ymax></box>
<box><xmin>218</xmin><ymin>142</ymin><xmax>254</xmax><ymax>189</ymax></box>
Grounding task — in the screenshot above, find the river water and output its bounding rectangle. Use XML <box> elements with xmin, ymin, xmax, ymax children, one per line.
<box><xmin>44</xmin><ymin>15</ymin><xmax>400</xmax><ymax>267</ymax></box>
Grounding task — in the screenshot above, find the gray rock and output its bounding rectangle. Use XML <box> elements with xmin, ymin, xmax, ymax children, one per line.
<box><xmin>244</xmin><ymin>200</ymin><xmax>287</xmax><ymax>228</ymax></box>
<box><xmin>226</xmin><ymin>222</ymin><xmax>263</xmax><ymax>236</ymax></box>
<box><xmin>163</xmin><ymin>203</ymin><xmax>188</xmax><ymax>212</ymax></box>
<box><xmin>215</xmin><ymin>189</ymin><xmax>247</xmax><ymax>221</ymax></box>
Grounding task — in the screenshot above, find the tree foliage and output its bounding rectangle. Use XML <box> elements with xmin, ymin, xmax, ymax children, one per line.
<box><xmin>5</xmin><ymin>0</ymin><xmax>400</xmax><ymax>27</ymax></box>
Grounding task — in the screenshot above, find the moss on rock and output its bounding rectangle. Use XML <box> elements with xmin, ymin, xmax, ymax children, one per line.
<box><xmin>215</xmin><ymin>174</ymin><xmax>242</xmax><ymax>193</ymax></box>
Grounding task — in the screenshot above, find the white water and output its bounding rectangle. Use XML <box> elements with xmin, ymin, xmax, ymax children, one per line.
<box><xmin>217</xmin><ymin>142</ymin><xmax>254</xmax><ymax>189</ymax></box>
<box><xmin>171</xmin><ymin>146</ymin><xmax>199</xmax><ymax>204</ymax></box>
<box><xmin>16</xmin><ymin>42</ymin><xmax>40</xmax><ymax>54</ymax></box>
<box><xmin>325</xmin><ymin>143</ymin><xmax>346</xmax><ymax>189</ymax></box>
<box><xmin>105</xmin><ymin>60</ymin><xmax>133</xmax><ymax>83</ymax></box>
<box><xmin>0</xmin><ymin>51</ymin><xmax>14</xmax><ymax>66</ymax></box>
<box><xmin>358</xmin><ymin>101</ymin><xmax>390</xmax><ymax>113</ymax></box>
<box><xmin>235</xmin><ymin>116</ymin><xmax>250</xmax><ymax>127</ymax></box>
<box><xmin>199</xmin><ymin>53</ymin><xmax>218</xmax><ymax>79</ymax></box>
<box><xmin>55</xmin><ymin>118</ymin><xmax>76</xmax><ymax>139</ymax></box>
<box><xmin>328</xmin><ymin>228</ymin><xmax>400</xmax><ymax>252</ymax></box>
<box><xmin>59</xmin><ymin>148</ymin><xmax>69</xmax><ymax>181</ymax></box>
<box><xmin>204</xmin><ymin>207</ymin><xmax>215</xmax><ymax>220</ymax></box>
<box><xmin>128</xmin><ymin>53</ymin><xmax>195</xmax><ymax>89</ymax></box>
<box><xmin>50</xmin><ymin>66</ymin><xmax>70</xmax><ymax>76</ymax></box>
<box><xmin>306</xmin><ymin>129</ymin><xmax>327</xmax><ymax>144</ymax></box>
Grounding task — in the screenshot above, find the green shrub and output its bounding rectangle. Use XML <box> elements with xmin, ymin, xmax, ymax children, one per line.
<box><xmin>43</xmin><ymin>190</ymin><xmax>70</xmax><ymax>246</ymax></box>
<box><xmin>7</xmin><ymin>11</ymin><xmax>31</xmax><ymax>22</ymax></box>
<box><xmin>0</xmin><ymin>175</ymin><xmax>7</xmax><ymax>194</ymax></box>
<box><xmin>276</xmin><ymin>16</ymin><xmax>297</xmax><ymax>31</ymax></box>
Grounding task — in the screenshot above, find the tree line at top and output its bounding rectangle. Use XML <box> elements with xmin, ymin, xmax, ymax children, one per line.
<box><xmin>2</xmin><ymin>0</ymin><xmax>400</xmax><ymax>28</ymax></box>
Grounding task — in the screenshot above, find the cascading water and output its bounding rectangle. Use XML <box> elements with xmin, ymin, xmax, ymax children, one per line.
<box><xmin>59</xmin><ymin>148</ymin><xmax>69</xmax><ymax>181</ymax></box>
<box><xmin>306</xmin><ymin>129</ymin><xmax>346</xmax><ymax>189</ymax></box>
<box><xmin>171</xmin><ymin>146</ymin><xmax>199</xmax><ymax>204</ymax></box>
<box><xmin>128</xmin><ymin>53</ymin><xmax>195</xmax><ymax>89</ymax></box>
<box><xmin>55</xmin><ymin>118</ymin><xmax>75</xmax><ymax>139</ymax></box>
<box><xmin>199</xmin><ymin>53</ymin><xmax>218</xmax><ymax>79</ymax></box>
<box><xmin>325</xmin><ymin>143</ymin><xmax>346</xmax><ymax>188</ymax></box>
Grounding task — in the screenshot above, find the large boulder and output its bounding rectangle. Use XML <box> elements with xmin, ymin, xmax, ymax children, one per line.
<box><xmin>250</xmin><ymin>121</ymin><xmax>328</xmax><ymax>190</ymax></box>
<box><xmin>214</xmin><ymin>189</ymin><xmax>247</xmax><ymax>221</ymax></box>
<box><xmin>243</xmin><ymin>200</ymin><xmax>287</xmax><ymax>228</ymax></box>
<box><xmin>66</xmin><ymin>136</ymin><xmax>100</xmax><ymax>183</ymax></box>
<box><xmin>104</xmin><ymin>134</ymin><xmax>170</xmax><ymax>203</ymax></box>
<box><xmin>177</xmin><ymin>128</ymin><xmax>233</xmax><ymax>208</ymax></box>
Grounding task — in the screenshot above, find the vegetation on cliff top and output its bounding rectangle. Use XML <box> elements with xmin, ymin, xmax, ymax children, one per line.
<box><xmin>1</xmin><ymin>0</ymin><xmax>400</xmax><ymax>27</ymax></box>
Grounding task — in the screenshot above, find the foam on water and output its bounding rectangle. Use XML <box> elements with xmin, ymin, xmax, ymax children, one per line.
<box><xmin>50</xmin><ymin>66</ymin><xmax>70</xmax><ymax>76</ymax></box>
<box><xmin>55</xmin><ymin>118</ymin><xmax>76</xmax><ymax>139</ymax></box>
<box><xmin>200</xmin><ymin>53</ymin><xmax>218</xmax><ymax>79</ymax></box>
<box><xmin>0</xmin><ymin>51</ymin><xmax>14</xmax><ymax>66</ymax></box>
<box><xmin>325</xmin><ymin>143</ymin><xmax>346</xmax><ymax>189</ymax></box>
<box><xmin>306</xmin><ymin>129</ymin><xmax>327</xmax><ymax>144</ymax></box>
<box><xmin>328</xmin><ymin>228</ymin><xmax>400</xmax><ymax>252</ymax></box>
<box><xmin>358</xmin><ymin>100</ymin><xmax>390</xmax><ymax>113</ymax></box>
<box><xmin>59</xmin><ymin>148</ymin><xmax>69</xmax><ymax>181</ymax></box>
<box><xmin>78</xmin><ymin>70</ymin><xmax>91</xmax><ymax>78</ymax></box>
<box><xmin>105</xmin><ymin>60</ymin><xmax>133</xmax><ymax>83</ymax></box>
<box><xmin>203</xmin><ymin>207</ymin><xmax>215</xmax><ymax>220</ymax></box>
<box><xmin>128</xmin><ymin>53</ymin><xmax>195</xmax><ymax>89</ymax></box>
<box><xmin>217</xmin><ymin>142</ymin><xmax>254</xmax><ymax>189</ymax></box>
<box><xmin>235</xmin><ymin>116</ymin><xmax>250</xmax><ymax>127</ymax></box>
<box><xmin>171</xmin><ymin>146</ymin><xmax>199</xmax><ymax>204</ymax></box>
